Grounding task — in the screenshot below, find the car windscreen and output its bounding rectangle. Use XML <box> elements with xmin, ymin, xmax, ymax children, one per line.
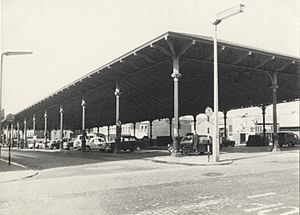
<box><xmin>181</xmin><ymin>136</ymin><xmax>192</xmax><ymax>142</ymax></box>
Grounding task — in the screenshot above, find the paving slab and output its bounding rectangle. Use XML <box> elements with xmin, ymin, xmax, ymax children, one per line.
<box><xmin>0</xmin><ymin>159</ymin><xmax>38</xmax><ymax>183</ymax></box>
<box><xmin>0</xmin><ymin>169</ymin><xmax>38</xmax><ymax>183</ymax></box>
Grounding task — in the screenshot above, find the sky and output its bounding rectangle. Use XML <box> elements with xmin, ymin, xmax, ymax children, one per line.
<box><xmin>1</xmin><ymin>0</ymin><xmax>299</xmax><ymax>122</ymax></box>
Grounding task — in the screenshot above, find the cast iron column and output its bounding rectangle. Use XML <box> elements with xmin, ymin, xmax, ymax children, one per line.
<box><xmin>271</xmin><ymin>72</ymin><xmax>279</xmax><ymax>151</ymax></box>
<box><xmin>193</xmin><ymin>115</ymin><xmax>197</xmax><ymax>131</ymax></box>
<box><xmin>169</xmin><ymin>118</ymin><xmax>172</xmax><ymax>136</ymax></box>
<box><xmin>33</xmin><ymin>115</ymin><xmax>36</xmax><ymax>136</ymax></box>
<box><xmin>59</xmin><ymin>105</ymin><xmax>64</xmax><ymax>150</ymax></box>
<box><xmin>17</xmin><ymin>122</ymin><xmax>20</xmax><ymax>148</ymax></box>
<box><xmin>5</xmin><ymin>125</ymin><xmax>7</xmax><ymax>143</ymax></box>
<box><xmin>149</xmin><ymin>121</ymin><xmax>153</xmax><ymax>145</ymax></box>
<box><xmin>24</xmin><ymin>119</ymin><xmax>27</xmax><ymax>149</ymax></box>
<box><xmin>44</xmin><ymin>111</ymin><xmax>48</xmax><ymax>149</ymax></box>
<box><xmin>224</xmin><ymin>111</ymin><xmax>227</xmax><ymax>138</ymax></box>
<box><xmin>114</xmin><ymin>82</ymin><xmax>121</xmax><ymax>153</ymax></box>
<box><xmin>171</xmin><ymin>57</ymin><xmax>181</xmax><ymax>156</ymax></box>
<box><xmin>107</xmin><ymin>126</ymin><xmax>110</xmax><ymax>141</ymax></box>
<box><xmin>81</xmin><ymin>99</ymin><xmax>86</xmax><ymax>152</ymax></box>
<box><xmin>261</xmin><ymin>104</ymin><xmax>266</xmax><ymax>146</ymax></box>
<box><xmin>133</xmin><ymin>122</ymin><xmax>136</xmax><ymax>137</ymax></box>
<box><xmin>32</xmin><ymin>115</ymin><xmax>36</xmax><ymax>148</ymax></box>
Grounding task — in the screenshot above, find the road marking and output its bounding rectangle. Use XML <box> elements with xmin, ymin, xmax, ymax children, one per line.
<box><xmin>0</xmin><ymin>158</ymin><xmax>27</xmax><ymax>169</ymax></box>
<box><xmin>243</xmin><ymin>203</ymin><xmax>283</xmax><ymax>212</ymax></box>
<box><xmin>278</xmin><ymin>206</ymin><xmax>299</xmax><ymax>215</ymax></box>
<box><xmin>257</xmin><ymin>209</ymin><xmax>273</xmax><ymax>215</ymax></box>
<box><xmin>247</xmin><ymin>192</ymin><xmax>276</xmax><ymax>199</ymax></box>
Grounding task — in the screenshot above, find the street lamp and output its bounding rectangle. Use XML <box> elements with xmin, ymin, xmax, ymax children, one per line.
<box><xmin>0</xmin><ymin>51</ymin><xmax>33</xmax><ymax>144</ymax></box>
<box><xmin>212</xmin><ymin>4</ymin><xmax>245</xmax><ymax>163</ymax></box>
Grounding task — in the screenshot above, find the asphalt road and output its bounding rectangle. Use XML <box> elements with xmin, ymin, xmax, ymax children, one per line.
<box><xmin>0</xmin><ymin>148</ymin><xmax>299</xmax><ymax>215</ymax></box>
<box><xmin>0</xmin><ymin>148</ymin><xmax>169</xmax><ymax>170</ymax></box>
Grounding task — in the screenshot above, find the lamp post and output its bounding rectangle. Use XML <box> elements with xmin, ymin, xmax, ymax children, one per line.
<box><xmin>0</xmin><ymin>51</ymin><xmax>33</xmax><ymax>144</ymax></box>
<box><xmin>212</xmin><ymin>4</ymin><xmax>244</xmax><ymax>163</ymax></box>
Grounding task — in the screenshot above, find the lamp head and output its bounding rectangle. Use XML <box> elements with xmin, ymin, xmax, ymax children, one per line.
<box><xmin>214</xmin><ymin>4</ymin><xmax>245</xmax><ymax>25</ymax></box>
<box><xmin>2</xmin><ymin>51</ymin><xmax>33</xmax><ymax>57</ymax></box>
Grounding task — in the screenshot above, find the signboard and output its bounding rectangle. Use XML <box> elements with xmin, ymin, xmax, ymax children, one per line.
<box><xmin>6</xmin><ymin>113</ymin><xmax>15</xmax><ymax>123</ymax></box>
<box><xmin>205</xmin><ymin>107</ymin><xmax>213</xmax><ymax>117</ymax></box>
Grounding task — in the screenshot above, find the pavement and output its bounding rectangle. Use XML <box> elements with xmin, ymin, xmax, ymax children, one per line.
<box><xmin>0</xmin><ymin>145</ymin><xmax>298</xmax><ymax>183</ymax></box>
<box><xmin>0</xmin><ymin>146</ymin><xmax>298</xmax><ymax>215</ymax></box>
<box><xmin>0</xmin><ymin>159</ymin><xmax>38</xmax><ymax>183</ymax></box>
<box><xmin>145</xmin><ymin>147</ymin><xmax>282</xmax><ymax>166</ymax></box>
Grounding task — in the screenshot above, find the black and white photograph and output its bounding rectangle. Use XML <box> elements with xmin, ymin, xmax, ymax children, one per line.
<box><xmin>0</xmin><ymin>0</ymin><xmax>299</xmax><ymax>214</ymax></box>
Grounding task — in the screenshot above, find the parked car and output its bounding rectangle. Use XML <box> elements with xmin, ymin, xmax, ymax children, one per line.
<box><xmin>49</xmin><ymin>140</ymin><xmax>60</xmax><ymax>149</ymax></box>
<box><xmin>106</xmin><ymin>135</ymin><xmax>142</xmax><ymax>152</ymax></box>
<box><xmin>73</xmin><ymin>133</ymin><xmax>106</xmax><ymax>149</ymax></box>
<box><xmin>35</xmin><ymin>139</ymin><xmax>47</xmax><ymax>149</ymax></box>
<box><xmin>85</xmin><ymin>136</ymin><xmax>107</xmax><ymax>151</ymax></box>
<box><xmin>246</xmin><ymin>135</ymin><xmax>269</xmax><ymax>146</ymax></box>
<box><xmin>179</xmin><ymin>134</ymin><xmax>212</xmax><ymax>156</ymax></box>
<box><xmin>27</xmin><ymin>139</ymin><xmax>35</xmax><ymax>149</ymax></box>
<box><xmin>278</xmin><ymin>132</ymin><xmax>300</xmax><ymax>147</ymax></box>
<box><xmin>221</xmin><ymin>137</ymin><xmax>235</xmax><ymax>147</ymax></box>
<box><xmin>63</xmin><ymin>139</ymin><xmax>74</xmax><ymax>150</ymax></box>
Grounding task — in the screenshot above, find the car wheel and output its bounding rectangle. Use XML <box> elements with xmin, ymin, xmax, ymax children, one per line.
<box><xmin>85</xmin><ymin>146</ymin><xmax>90</xmax><ymax>152</ymax></box>
<box><xmin>182</xmin><ymin>146</ymin><xmax>191</xmax><ymax>156</ymax></box>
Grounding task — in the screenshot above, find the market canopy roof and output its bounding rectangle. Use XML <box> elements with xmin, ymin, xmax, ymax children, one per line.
<box><xmin>11</xmin><ymin>32</ymin><xmax>300</xmax><ymax>130</ymax></box>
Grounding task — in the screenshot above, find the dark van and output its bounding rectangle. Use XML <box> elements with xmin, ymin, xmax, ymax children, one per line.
<box><xmin>278</xmin><ymin>132</ymin><xmax>299</xmax><ymax>147</ymax></box>
<box><xmin>246</xmin><ymin>135</ymin><xmax>269</xmax><ymax>146</ymax></box>
<box><xmin>179</xmin><ymin>134</ymin><xmax>212</xmax><ymax>156</ymax></box>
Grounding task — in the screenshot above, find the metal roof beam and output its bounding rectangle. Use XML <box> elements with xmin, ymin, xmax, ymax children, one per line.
<box><xmin>231</xmin><ymin>51</ymin><xmax>252</xmax><ymax>65</ymax></box>
<box><xmin>134</xmin><ymin>52</ymin><xmax>158</xmax><ymax>64</ymax></box>
<box><xmin>181</xmin><ymin>56</ymin><xmax>300</xmax><ymax>78</ymax></box>
<box><xmin>276</xmin><ymin>60</ymin><xmax>296</xmax><ymax>72</ymax></box>
<box><xmin>119</xmin><ymin>59</ymin><xmax>141</xmax><ymax>70</ymax></box>
<box><xmin>254</xmin><ymin>56</ymin><xmax>275</xmax><ymax>68</ymax></box>
<box><xmin>152</xmin><ymin>44</ymin><xmax>172</xmax><ymax>57</ymax></box>
<box><xmin>205</xmin><ymin>45</ymin><xmax>226</xmax><ymax>61</ymax></box>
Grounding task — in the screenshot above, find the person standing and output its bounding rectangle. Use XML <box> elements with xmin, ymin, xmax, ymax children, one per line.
<box><xmin>192</xmin><ymin>130</ymin><xmax>199</xmax><ymax>155</ymax></box>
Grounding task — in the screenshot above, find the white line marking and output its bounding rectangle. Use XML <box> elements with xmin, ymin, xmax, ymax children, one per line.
<box><xmin>257</xmin><ymin>209</ymin><xmax>273</xmax><ymax>215</ymax></box>
<box><xmin>0</xmin><ymin>158</ymin><xmax>27</xmax><ymax>169</ymax></box>
<box><xmin>247</xmin><ymin>192</ymin><xmax>276</xmax><ymax>199</ymax></box>
<box><xmin>278</xmin><ymin>206</ymin><xmax>299</xmax><ymax>215</ymax></box>
<box><xmin>243</xmin><ymin>203</ymin><xmax>283</xmax><ymax>212</ymax></box>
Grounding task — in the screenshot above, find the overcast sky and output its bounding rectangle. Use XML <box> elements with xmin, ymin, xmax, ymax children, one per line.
<box><xmin>1</xmin><ymin>0</ymin><xmax>299</xmax><ymax>117</ymax></box>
